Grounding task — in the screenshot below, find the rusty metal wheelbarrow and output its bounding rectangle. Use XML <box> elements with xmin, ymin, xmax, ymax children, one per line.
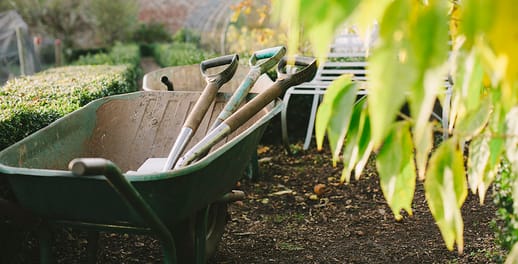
<box><xmin>0</xmin><ymin>56</ymin><xmax>316</xmax><ymax>264</ymax></box>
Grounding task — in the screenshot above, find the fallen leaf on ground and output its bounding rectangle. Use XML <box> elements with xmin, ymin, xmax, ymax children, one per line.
<box><xmin>314</xmin><ymin>183</ymin><xmax>326</xmax><ymax>195</ymax></box>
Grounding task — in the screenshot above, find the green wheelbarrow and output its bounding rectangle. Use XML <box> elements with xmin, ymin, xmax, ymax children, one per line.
<box><xmin>0</xmin><ymin>91</ymin><xmax>279</xmax><ymax>264</ymax></box>
<box><xmin>0</xmin><ymin>57</ymin><xmax>317</xmax><ymax>263</ymax></box>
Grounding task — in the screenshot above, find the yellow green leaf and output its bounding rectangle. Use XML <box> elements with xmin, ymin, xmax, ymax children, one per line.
<box><xmin>425</xmin><ymin>139</ymin><xmax>467</xmax><ymax>253</ymax></box>
<box><xmin>505</xmin><ymin>107</ymin><xmax>518</xmax><ymax>173</ymax></box>
<box><xmin>488</xmin><ymin>1</ymin><xmax>518</xmax><ymax>87</ymax></box>
<box><xmin>340</xmin><ymin>97</ymin><xmax>372</xmax><ymax>182</ymax></box>
<box><xmin>467</xmin><ymin>132</ymin><xmax>490</xmax><ymax>202</ymax></box>
<box><xmin>455</xmin><ymin>97</ymin><xmax>491</xmax><ymax>140</ymax></box>
<box><xmin>315</xmin><ymin>76</ymin><xmax>358</xmax><ymax>163</ymax></box>
<box><xmin>367</xmin><ymin>0</ymin><xmax>414</xmax><ymax>147</ymax></box>
<box><xmin>349</xmin><ymin>0</ymin><xmax>392</xmax><ymax>48</ymax></box>
<box><xmin>300</xmin><ymin>0</ymin><xmax>361</xmax><ymax>62</ymax></box>
<box><xmin>414</xmin><ymin>122</ymin><xmax>433</xmax><ymax>180</ymax></box>
<box><xmin>407</xmin><ymin>1</ymin><xmax>449</xmax><ymax>146</ymax></box>
<box><xmin>504</xmin><ymin>242</ymin><xmax>518</xmax><ymax>264</ymax></box>
<box><xmin>488</xmin><ymin>105</ymin><xmax>506</xmax><ymax>168</ymax></box>
<box><xmin>376</xmin><ymin>121</ymin><xmax>416</xmax><ymax>220</ymax></box>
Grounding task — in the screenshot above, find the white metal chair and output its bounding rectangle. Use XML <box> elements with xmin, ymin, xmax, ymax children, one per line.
<box><xmin>281</xmin><ymin>58</ymin><xmax>368</xmax><ymax>151</ymax></box>
<box><xmin>280</xmin><ymin>31</ymin><xmax>452</xmax><ymax>151</ymax></box>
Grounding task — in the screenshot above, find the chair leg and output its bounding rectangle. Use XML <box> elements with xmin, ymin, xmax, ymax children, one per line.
<box><xmin>281</xmin><ymin>89</ymin><xmax>294</xmax><ymax>154</ymax></box>
<box><xmin>442</xmin><ymin>87</ymin><xmax>452</xmax><ymax>140</ymax></box>
<box><xmin>304</xmin><ymin>90</ymin><xmax>321</xmax><ymax>150</ymax></box>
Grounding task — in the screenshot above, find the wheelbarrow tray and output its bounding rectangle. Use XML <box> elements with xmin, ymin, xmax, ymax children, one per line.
<box><xmin>0</xmin><ymin>91</ymin><xmax>281</xmax><ymax>228</ymax></box>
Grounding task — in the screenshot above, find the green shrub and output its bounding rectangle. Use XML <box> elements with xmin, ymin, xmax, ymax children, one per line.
<box><xmin>173</xmin><ymin>28</ymin><xmax>201</xmax><ymax>45</ymax></box>
<box><xmin>133</xmin><ymin>22</ymin><xmax>172</xmax><ymax>44</ymax></box>
<box><xmin>152</xmin><ymin>42</ymin><xmax>217</xmax><ymax>67</ymax></box>
<box><xmin>493</xmin><ymin>160</ymin><xmax>518</xmax><ymax>253</ymax></box>
<box><xmin>73</xmin><ymin>43</ymin><xmax>141</xmax><ymax>68</ymax></box>
<box><xmin>88</xmin><ymin>0</ymin><xmax>139</xmax><ymax>46</ymax></box>
<box><xmin>73</xmin><ymin>43</ymin><xmax>142</xmax><ymax>83</ymax></box>
<box><xmin>66</xmin><ymin>47</ymin><xmax>108</xmax><ymax>62</ymax></box>
<box><xmin>0</xmin><ymin>65</ymin><xmax>137</xmax><ymax>150</ymax></box>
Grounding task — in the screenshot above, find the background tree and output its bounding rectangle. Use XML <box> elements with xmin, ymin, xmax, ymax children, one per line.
<box><xmin>87</xmin><ymin>0</ymin><xmax>138</xmax><ymax>46</ymax></box>
<box><xmin>2</xmin><ymin>0</ymin><xmax>138</xmax><ymax>49</ymax></box>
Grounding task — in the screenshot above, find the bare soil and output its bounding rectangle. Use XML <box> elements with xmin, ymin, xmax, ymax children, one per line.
<box><xmin>43</xmin><ymin>142</ymin><xmax>503</xmax><ymax>264</ymax></box>
<box><xmin>209</xmin><ymin>143</ymin><xmax>504</xmax><ymax>264</ymax></box>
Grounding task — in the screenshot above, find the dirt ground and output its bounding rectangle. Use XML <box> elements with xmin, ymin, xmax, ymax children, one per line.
<box><xmin>209</xmin><ymin>143</ymin><xmax>504</xmax><ymax>264</ymax></box>
<box><xmin>39</xmin><ymin>142</ymin><xmax>503</xmax><ymax>264</ymax></box>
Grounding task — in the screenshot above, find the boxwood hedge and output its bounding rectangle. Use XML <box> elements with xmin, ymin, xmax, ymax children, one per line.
<box><xmin>0</xmin><ymin>64</ymin><xmax>137</xmax><ymax>150</ymax></box>
<box><xmin>152</xmin><ymin>42</ymin><xmax>216</xmax><ymax>67</ymax></box>
<box><xmin>73</xmin><ymin>43</ymin><xmax>141</xmax><ymax>68</ymax></box>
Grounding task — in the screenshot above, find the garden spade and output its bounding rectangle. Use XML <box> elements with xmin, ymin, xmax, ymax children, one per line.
<box><xmin>174</xmin><ymin>56</ymin><xmax>317</xmax><ymax>168</ymax></box>
<box><xmin>161</xmin><ymin>54</ymin><xmax>239</xmax><ymax>171</ymax></box>
<box><xmin>208</xmin><ymin>46</ymin><xmax>286</xmax><ymax>132</ymax></box>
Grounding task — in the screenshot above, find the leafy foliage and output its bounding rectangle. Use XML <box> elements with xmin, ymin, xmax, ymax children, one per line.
<box><xmin>173</xmin><ymin>28</ymin><xmax>201</xmax><ymax>45</ymax></box>
<box><xmin>133</xmin><ymin>22</ymin><xmax>173</xmax><ymax>44</ymax></box>
<box><xmin>73</xmin><ymin>43</ymin><xmax>141</xmax><ymax>68</ymax></box>
<box><xmin>493</xmin><ymin>161</ymin><xmax>518</xmax><ymax>251</ymax></box>
<box><xmin>72</xmin><ymin>43</ymin><xmax>142</xmax><ymax>80</ymax></box>
<box><xmin>151</xmin><ymin>43</ymin><xmax>216</xmax><ymax>67</ymax></box>
<box><xmin>4</xmin><ymin>0</ymin><xmax>138</xmax><ymax>48</ymax></box>
<box><xmin>0</xmin><ymin>65</ymin><xmax>137</xmax><ymax>150</ymax></box>
<box><xmin>277</xmin><ymin>0</ymin><xmax>518</xmax><ymax>256</ymax></box>
<box><xmin>87</xmin><ymin>0</ymin><xmax>139</xmax><ymax>46</ymax></box>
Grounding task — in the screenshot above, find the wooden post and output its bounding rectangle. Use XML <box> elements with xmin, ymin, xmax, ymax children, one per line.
<box><xmin>54</xmin><ymin>39</ymin><xmax>62</xmax><ymax>66</ymax></box>
<box><xmin>15</xmin><ymin>27</ymin><xmax>26</xmax><ymax>75</ymax></box>
<box><xmin>33</xmin><ymin>36</ymin><xmax>42</xmax><ymax>63</ymax></box>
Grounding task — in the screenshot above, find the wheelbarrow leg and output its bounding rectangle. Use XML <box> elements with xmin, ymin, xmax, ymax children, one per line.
<box><xmin>245</xmin><ymin>151</ymin><xmax>259</xmax><ymax>180</ymax></box>
<box><xmin>86</xmin><ymin>230</ymin><xmax>99</xmax><ymax>264</ymax></box>
<box><xmin>38</xmin><ymin>225</ymin><xmax>53</xmax><ymax>264</ymax></box>
<box><xmin>194</xmin><ymin>206</ymin><xmax>209</xmax><ymax>264</ymax></box>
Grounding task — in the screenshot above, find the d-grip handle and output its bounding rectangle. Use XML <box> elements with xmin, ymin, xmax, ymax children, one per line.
<box><xmin>174</xmin><ymin>56</ymin><xmax>317</xmax><ymax>168</ymax></box>
<box><xmin>276</xmin><ymin>56</ymin><xmax>319</xmax><ymax>88</ymax></box>
<box><xmin>184</xmin><ymin>54</ymin><xmax>240</xmax><ymax>130</ymax></box>
<box><xmin>249</xmin><ymin>46</ymin><xmax>286</xmax><ymax>72</ymax></box>
<box><xmin>200</xmin><ymin>54</ymin><xmax>239</xmax><ymax>86</ymax></box>
<box><xmin>225</xmin><ymin>56</ymin><xmax>317</xmax><ymax>130</ymax></box>
<box><xmin>208</xmin><ymin>46</ymin><xmax>286</xmax><ymax>131</ymax></box>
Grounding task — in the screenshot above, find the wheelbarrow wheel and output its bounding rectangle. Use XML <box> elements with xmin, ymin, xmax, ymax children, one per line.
<box><xmin>172</xmin><ymin>202</ymin><xmax>228</xmax><ymax>262</ymax></box>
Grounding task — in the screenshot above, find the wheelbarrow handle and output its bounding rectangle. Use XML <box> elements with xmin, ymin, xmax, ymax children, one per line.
<box><xmin>175</xmin><ymin>56</ymin><xmax>317</xmax><ymax>168</ymax></box>
<box><xmin>69</xmin><ymin>158</ymin><xmax>178</xmax><ymax>263</ymax></box>
<box><xmin>200</xmin><ymin>54</ymin><xmax>239</xmax><ymax>87</ymax></box>
<box><xmin>209</xmin><ymin>46</ymin><xmax>286</xmax><ymax>131</ymax></box>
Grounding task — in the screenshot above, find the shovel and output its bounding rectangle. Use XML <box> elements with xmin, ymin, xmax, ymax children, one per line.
<box><xmin>208</xmin><ymin>46</ymin><xmax>286</xmax><ymax>132</ymax></box>
<box><xmin>161</xmin><ymin>54</ymin><xmax>239</xmax><ymax>171</ymax></box>
<box><xmin>174</xmin><ymin>56</ymin><xmax>317</xmax><ymax>168</ymax></box>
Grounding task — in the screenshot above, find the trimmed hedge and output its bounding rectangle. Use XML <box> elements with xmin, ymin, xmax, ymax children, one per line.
<box><xmin>152</xmin><ymin>42</ymin><xmax>217</xmax><ymax>67</ymax></box>
<box><xmin>0</xmin><ymin>64</ymin><xmax>137</xmax><ymax>150</ymax></box>
<box><xmin>73</xmin><ymin>43</ymin><xmax>141</xmax><ymax>67</ymax></box>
